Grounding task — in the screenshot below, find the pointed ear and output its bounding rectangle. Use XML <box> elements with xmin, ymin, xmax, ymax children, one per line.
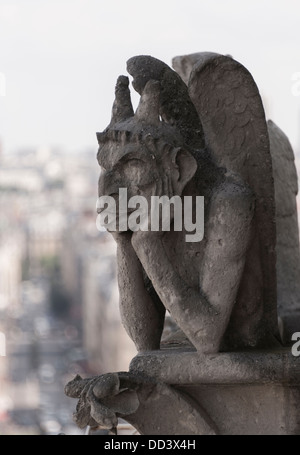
<box><xmin>169</xmin><ymin>147</ymin><xmax>197</xmax><ymax>195</ymax></box>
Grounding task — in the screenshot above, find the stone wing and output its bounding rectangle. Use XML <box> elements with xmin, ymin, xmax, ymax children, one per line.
<box><xmin>268</xmin><ymin>120</ymin><xmax>300</xmax><ymax>341</ymax></box>
<box><xmin>186</xmin><ymin>52</ymin><xmax>278</xmax><ymax>343</ymax></box>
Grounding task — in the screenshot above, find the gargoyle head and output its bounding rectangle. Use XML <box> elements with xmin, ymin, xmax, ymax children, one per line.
<box><xmin>96</xmin><ymin>76</ymin><xmax>198</xmax><ymax>214</ymax></box>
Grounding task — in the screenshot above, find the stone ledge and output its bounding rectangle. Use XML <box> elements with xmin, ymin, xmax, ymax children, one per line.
<box><xmin>129</xmin><ymin>347</ymin><xmax>300</xmax><ymax>385</ymax></box>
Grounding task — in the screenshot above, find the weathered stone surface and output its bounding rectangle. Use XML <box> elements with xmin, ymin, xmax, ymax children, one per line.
<box><xmin>130</xmin><ymin>348</ymin><xmax>300</xmax><ymax>385</ymax></box>
<box><xmin>96</xmin><ymin>53</ymin><xmax>284</xmax><ymax>353</ymax></box>
<box><xmin>66</xmin><ymin>51</ymin><xmax>300</xmax><ymax>436</ymax></box>
<box><xmin>179</xmin><ymin>383</ymin><xmax>300</xmax><ymax>435</ymax></box>
<box><xmin>65</xmin><ymin>348</ymin><xmax>300</xmax><ymax>435</ymax></box>
<box><xmin>172</xmin><ymin>52</ymin><xmax>217</xmax><ymax>85</ymax></box>
<box><xmin>175</xmin><ymin>52</ymin><xmax>279</xmax><ymax>349</ymax></box>
<box><xmin>129</xmin><ymin>348</ymin><xmax>300</xmax><ymax>434</ymax></box>
<box><xmin>65</xmin><ymin>371</ymin><xmax>217</xmax><ymax>434</ymax></box>
<box><xmin>127</xmin><ymin>55</ymin><xmax>205</xmax><ymax>149</ymax></box>
<box><xmin>173</xmin><ymin>52</ymin><xmax>300</xmax><ymax>345</ymax></box>
<box><xmin>268</xmin><ymin>120</ymin><xmax>300</xmax><ymax>342</ymax></box>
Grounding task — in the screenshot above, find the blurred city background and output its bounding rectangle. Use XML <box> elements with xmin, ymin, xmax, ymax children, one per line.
<box><xmin>0</xmin><ymin>146</ymin><xmax>136</xmax><ymax>434</ymax></box>
<box><xmin>0</xmin><ymin>0</ymin><xmax>300</xmax><ymax>435</ymax></box>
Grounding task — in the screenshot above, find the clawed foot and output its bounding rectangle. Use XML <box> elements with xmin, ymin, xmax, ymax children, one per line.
<box><xmin>64</xmin><ymin>372</ymin><xmax>140</xmax><ymax>431</ymax></box>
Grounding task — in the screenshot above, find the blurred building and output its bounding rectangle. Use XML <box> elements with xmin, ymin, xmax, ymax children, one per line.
<box><xmin>81</xmin><ymin>236</ymin><xmax>136</xmax><ymax>373</ymax></box>
<box><xmin>60</xmin><ymin>214</ymin><xmax>136</xmax><ymax>373</ymax></box>
<box><xmin>0</xmin><ymin>146</ymin><xmax>137</xmax><ymax>434</ymax></box>
<box><xmin>0</xmin><ymin>146</ymin><xmax>136</xmax><ymax>373</ymax></box>
<box><xmin>26</xmin><ymin>210</ymin><xmax>66</xmax><ymax>268</ymax></box>
<box><xmin>0</xmin><ymin>233</ymin><xmax>23</xmax><ymax>312</ymax></box>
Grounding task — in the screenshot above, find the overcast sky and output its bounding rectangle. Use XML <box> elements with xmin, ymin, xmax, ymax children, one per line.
<box><xmin>0</xmin><ymin>0</ymin><xmax>299</xmax><ymax>154</ymax></box>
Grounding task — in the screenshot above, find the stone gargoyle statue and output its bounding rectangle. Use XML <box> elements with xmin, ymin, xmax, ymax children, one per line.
<box><xmin>65</xmin><ymin>52</ymin><xmax>300</xmax><ymax>434</ymax></box>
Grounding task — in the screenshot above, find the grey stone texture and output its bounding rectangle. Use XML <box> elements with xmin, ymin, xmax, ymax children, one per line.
<box><xmin>173</xmin><ymin>52</ymin><xmax>300</xmax><ymax>345</ymax></box>
<box><xmin>65</xmin><ymin>52</ymin><xmax>300</xmax><ymax>435</ymax></box>
<box><xmin>65</xmin><ymin>371</ymin><xmax>217</xmax><ymax>434</ymax></box>
<box><xmin>96</xmin><ymin>53</ymin><xmax>282</xmax><ymax>353</ymax></box>
<box><xmin>268</xmin><ymin>120</ymin><xmax>300</xmax><ymax>342</ymax></box>
<box><xmin>130</xmin><ymin>347</ymin><xmax>300</xmax><ymax>435</ymax></box>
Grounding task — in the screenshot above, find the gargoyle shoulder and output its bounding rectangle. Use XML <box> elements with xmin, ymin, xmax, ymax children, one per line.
<box><xmin>205</xmin><ymin>171</ymin><xmax>255</xmax><ymax>258</ymax></box>
<box><xmin>211</xmin><ymin>171</ymin><xmax>255</xmax><ymax>216</ymax></box>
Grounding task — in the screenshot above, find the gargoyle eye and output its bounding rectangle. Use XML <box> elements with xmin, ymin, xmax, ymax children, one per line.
<box><xmin>120</xmin><ymin>156</ymin><xmax>145</xmax><ymax>166</ymax></box>
<box><xmin>125</xmin><ymin>158</ymin><xmax>142</xmax><ymax>165</ymax></box>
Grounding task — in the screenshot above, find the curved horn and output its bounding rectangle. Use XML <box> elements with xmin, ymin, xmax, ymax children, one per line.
<box><xmin>110</xmin><ymin>75</ymin><xmax>134</xmax><ymax>126</ymax></box>
<box><xmin>135</xmin><ymin>80</ymin><xmax>160</xmax><ymax>125</ymax></box>
<box><xmin>127</xmin><ymin>55</ymin><xmax>205</xmax><ymax>149</ymax></box>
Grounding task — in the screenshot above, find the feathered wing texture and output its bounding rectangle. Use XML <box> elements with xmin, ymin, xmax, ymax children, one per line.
<box><xmin>268</xmin><ymin>120</ymin><xmax>300</xmax><ymax>334</ymax></box>
<box><xmin>187</xmin><ymin>53</ymin><xmax>279</xmax><ymax>345</ymax></box>
<box><xmin>172</xmin><ymin>52</ymin><xmax>218</xmax><ymax>86</ymax></box>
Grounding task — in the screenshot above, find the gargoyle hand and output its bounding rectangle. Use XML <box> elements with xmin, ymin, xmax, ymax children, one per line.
<box><xmin>64</xmin><ymin>373</ymin><xmax>139</xmax><ymax>432</ymax></box>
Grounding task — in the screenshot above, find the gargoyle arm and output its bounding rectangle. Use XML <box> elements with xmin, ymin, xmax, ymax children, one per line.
<box><xmin>131</xmin><ymin>182</ymin><xmax>255</xmax><ymax>353</ymax></box>
<box><xmin>116</xmin><ymin>233</ymin><xmax>165</xmax><ymax>351</ymax></box>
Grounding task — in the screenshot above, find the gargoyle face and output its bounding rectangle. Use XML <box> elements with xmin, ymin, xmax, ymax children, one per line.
<box><xmin>97</xmin><ymin>142</ymin><xmax>159</xmax><ymax>203</ymax></box>
<box><xmin>98</xmin><ymin>139</ymin><xmax>197</xmax><ymax>199</ymax></box>
<box><xmin>97</xmin><ymin>137</ymin><xmax>198</xmax><ymax>233</ymax></box>
<box><xmin>96</xmin><ymin>75</ymin><xmax>198</xmax><ymax>232</ymax></box>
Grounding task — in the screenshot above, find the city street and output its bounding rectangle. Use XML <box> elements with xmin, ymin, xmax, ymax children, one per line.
<box><xmin>2</xmin><ymin>278</ymin><xmax>87</xmax><ymax>435</ymax></box>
